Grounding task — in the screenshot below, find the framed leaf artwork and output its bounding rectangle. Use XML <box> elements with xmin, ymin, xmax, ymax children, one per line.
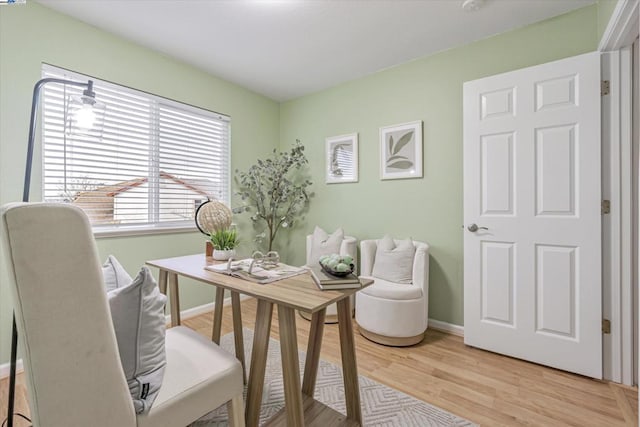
<box><xmin>326</xmin><ymin>133</ymin><xmax>358</xmax><ymax>184</ymax></box>
<box><xmin>379</xmin><ymin>121</ymin><xmax>423</xmax><ymax>180</ymax></box>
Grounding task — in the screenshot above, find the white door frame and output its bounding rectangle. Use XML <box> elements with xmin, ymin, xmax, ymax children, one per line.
<box><xmin>602</xmin><ymin>47</ymin><xmax>634</xmax><ymax>385</ymax></box>
<box><xmin>633</xmin><ymin>36</ymin><xmax>639</xmax><ymax>388</ymax></box>
<box><xmin>600</xmin><ymin>0</ymin><xmax>639</xmax><ymax>386</ymax></box>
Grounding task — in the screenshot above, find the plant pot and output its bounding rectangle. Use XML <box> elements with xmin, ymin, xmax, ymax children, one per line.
<box><xmin>213</xmin><ymin>249</ymin><xmax>236</xmax><ymax>261</ymax></box>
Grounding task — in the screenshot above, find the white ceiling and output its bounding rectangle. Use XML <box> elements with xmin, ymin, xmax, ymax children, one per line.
<box><xmin>38</xmin><ymin>0</ymin><xmax>595</xmax><ymax>101</ymax></box>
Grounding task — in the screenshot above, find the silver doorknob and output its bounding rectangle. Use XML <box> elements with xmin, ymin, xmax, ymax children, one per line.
<box><xmin>467</xmin><ymin>224</ymin><xmax>488</xmax><ymax>232</ymax></box>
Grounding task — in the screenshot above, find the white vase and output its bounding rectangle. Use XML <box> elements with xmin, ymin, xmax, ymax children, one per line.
<box><xmin>213</xmin><ymin>249</ymin><xmax>236</xmax><ymax>261</ymax></box>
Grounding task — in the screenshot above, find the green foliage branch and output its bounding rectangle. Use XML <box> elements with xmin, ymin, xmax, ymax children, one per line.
<box><xmin>233</xmin><ymin>140</ymin><xmax>312</xmax><ymax>251</ymax></box>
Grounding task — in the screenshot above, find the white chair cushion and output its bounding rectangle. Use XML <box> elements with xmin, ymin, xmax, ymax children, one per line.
<box><xmin>371</xmin><ymin>236</ymin><xmax>416</xmax><ymax>284</ymax></box>
<box><xmin>103</xmin><ymin>255</ymin><xmax>133</xmax><ymax>292</ymax></box>
<box><xmin>308</xmin><ymin>226</ymin><xmax>344</xmax><ymax>265</ymax></box>
<box><xmin>359</xmin><ymin>276</ymin><xmax>423</xmax><ymax>300</ymax></box>
<box><xmin>137</xmin><ymin>326</ymin><xmax>244</xmax><ymax>427</ymax></box>
<box><xmin>108</xmin><ymin>266</ymin><xmax>167</xmax><ymax>413</ymax></box>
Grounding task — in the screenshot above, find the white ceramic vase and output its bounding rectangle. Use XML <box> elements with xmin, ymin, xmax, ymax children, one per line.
<box><xmin>213</xmin><ymin>249</ymin><xmax>236</xmax><ymax>261</ymax></box>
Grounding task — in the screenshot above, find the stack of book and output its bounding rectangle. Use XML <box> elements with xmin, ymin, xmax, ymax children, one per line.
<box><xmin>308</xmin><ymin>265</ymin><xmax>361</xmax><ymax>290</ymax></box>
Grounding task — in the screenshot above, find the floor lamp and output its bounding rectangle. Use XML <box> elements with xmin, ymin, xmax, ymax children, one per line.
<box><xmin>6</xmin><ymin>77</ymin><xmax>105</xmax><ymax>427</ymax></box>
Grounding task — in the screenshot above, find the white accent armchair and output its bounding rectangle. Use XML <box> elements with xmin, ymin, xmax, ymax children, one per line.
<box><xmin>1</xmin><ymin>203</ymin><xmax>245</xmax><ymax>427</ymax></box>
<box><xmin>355</xmin><ymin>238</ymin><xmax>430</xmax><ymax>346</ymax></box>
<box><xmin>299</xmin><ymin>233</ymin><xmax>358</xmax><ymax>323</ymax></box>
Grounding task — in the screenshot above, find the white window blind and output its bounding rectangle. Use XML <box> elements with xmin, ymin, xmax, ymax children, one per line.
<box><xmin>41</xmin><ymin>64</ymin><xmax>230</xmax><ymax>233</ymax></box>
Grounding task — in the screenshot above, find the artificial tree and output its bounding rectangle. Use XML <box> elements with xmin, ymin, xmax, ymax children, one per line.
<box><xmin>234</xmin><ymin>140</ymin><xmax>312</xmax><ymax>251</ymax></box>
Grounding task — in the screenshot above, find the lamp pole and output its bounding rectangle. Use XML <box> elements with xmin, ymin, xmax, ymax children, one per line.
<box><xmin>7</xmin><ymin>77</ymin><xmax>97</xmax><ymax>427</ymax></box>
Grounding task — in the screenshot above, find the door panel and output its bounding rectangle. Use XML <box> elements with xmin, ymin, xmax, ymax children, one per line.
<box><xmin>535</xmin><ymin>75</ymin><xmax>577</xmax><ymax>111</ymax></box>
<box><xmin>464</xmin><ymin>52</ymin><xmax>602</xmax><ymax>378</ymax></box>
<box><xmin>481</xmin><ymin>241</ymin><xmax>515</xmax><ymax>326</ymax></box>
<box><xmin>535</xmin><ymin>125</ymin><xmax>577</xmax><ymax>216</ymax></box>
<box><xmin>481</xmin><ymin>133</ymin><xmax>515</xmax><ymax>215</ymax></box>
<box><xmin>535</xmin><ymin>244</ymin><xmax>577</xmax><ymax>338</ymax></box>
<box><xmin>481</xmin><ymin>87</ymin><xmax>515</xmax><ymax>119</ymax></box>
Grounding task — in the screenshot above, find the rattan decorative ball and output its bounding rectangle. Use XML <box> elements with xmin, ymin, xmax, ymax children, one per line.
<box><xmin>195</xmin><ymin>200</ymin><xmax>232</xmax><ymax>235</ymax></box>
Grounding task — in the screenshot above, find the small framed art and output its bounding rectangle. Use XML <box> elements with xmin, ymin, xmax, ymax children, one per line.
<box><xmin>326</xmin><ymin>133</ymin><xmax>358</xmax><ymax>184</ymax></box>
<box><xmin>379</xmin><ymin>121</ymin><xmax>423</xmax><ymax>180</ymax></box>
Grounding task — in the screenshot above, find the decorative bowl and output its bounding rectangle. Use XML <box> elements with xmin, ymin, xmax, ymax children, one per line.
<box><xmin>319</xmin><ymin>262</ymin><xmax>355</xmax><ymax>277</ymax></box>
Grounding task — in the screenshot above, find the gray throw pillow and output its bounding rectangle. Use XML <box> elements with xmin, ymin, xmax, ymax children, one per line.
<box><xmin>107</xmin><ymin>266</ymin><xmax>167</xmax><ymax>414</ymax></box>
<box><xmin>102</xmin><ymin>255</ymin><xmax>133</xmax><ymax>292</ymax></box>
<box><xmin>371</xmin><ymin>235</ymin><xmax>416</xmax><ymax>284</ymax></box>
<box><xmin>308</xmin><ymin>226</ymin><xmax>344</xmax><ymax>266</ymax></box>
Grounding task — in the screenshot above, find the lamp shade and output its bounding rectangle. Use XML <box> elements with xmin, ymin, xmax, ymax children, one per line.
<box><xmin>195</xmin><ymin>200</ymin><xmax>233</xmax><ymax>236</ymax></box>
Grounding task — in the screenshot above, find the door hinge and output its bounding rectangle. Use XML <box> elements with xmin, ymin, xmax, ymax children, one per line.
<box><xmin>601</xmin><ymin>80</ymin><xmax>610</xmax><ymax>96</ymax></box>
<box><xmin>602</xmin><ymin>319</ymin><xmax>611</xmax><ymax>334</ymax></box>
<box><xmin>602</xmin><ymin>200</ymin><xmax>611</xmax><ymax>214</ymax></box>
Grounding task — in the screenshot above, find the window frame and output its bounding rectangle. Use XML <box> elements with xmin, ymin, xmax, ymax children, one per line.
<box><xmin>41</xmin><ymin>64</ymin><xmax>231</xmax><ymax>237</ymax></box>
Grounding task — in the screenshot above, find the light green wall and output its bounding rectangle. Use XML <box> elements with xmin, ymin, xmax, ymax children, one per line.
<box><xmin>278</xmin><ymin>5</ymin><xmax>599</xmax><ymax>326</ymax></box>
<box><xmin>597</xmin><ymin>0</ymin><xmax>619</xmax><ymax>42</ymax></box>
<box><xmin>0</xmin><ymin>3</ymin><xmax>279</xmax><ymax>364</ymax></box>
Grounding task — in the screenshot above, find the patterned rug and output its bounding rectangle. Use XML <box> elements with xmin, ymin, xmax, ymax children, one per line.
<box><xmin>192</xmin><ymin>328</ymin><xmax>476</xmax><ymax>427</ymax></box>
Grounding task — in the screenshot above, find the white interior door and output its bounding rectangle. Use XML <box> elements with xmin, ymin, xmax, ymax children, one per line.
<box><xmin>463</xmin><ymin>52</ymin><xmax>602</xmax><ymax>378</ymax></box>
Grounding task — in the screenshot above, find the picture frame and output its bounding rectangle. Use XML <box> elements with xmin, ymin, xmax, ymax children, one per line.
<box><xmin>379</xmin><ymin>120</ymin><xmax>423</xmax><ymax>180</ymax></box>
<box><xmin>326</xmin><ymin>133</ymin><xmax>358</xmax><ymax>184</ymax></box>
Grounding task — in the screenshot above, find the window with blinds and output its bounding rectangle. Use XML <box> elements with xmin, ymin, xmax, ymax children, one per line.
<box><xmin>41</xmin><ymin>64</ymin><xmax>230</xmax><ymax>233</ymax></box>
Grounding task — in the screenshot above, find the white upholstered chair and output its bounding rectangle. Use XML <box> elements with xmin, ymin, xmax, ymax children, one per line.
<box><xmin>299</xmin><ymin>233</ymin><xmax>358</xmax><ymax>323</ymax></box>
<box><xmin>1</xmin><ymin>203</ymin><xmax>245</xmax><ymax>427</ymax></box>
<box><xmin>355</xmin><ymin>238</ymin><xmax>429</xmax><ymax>346</ymax></box>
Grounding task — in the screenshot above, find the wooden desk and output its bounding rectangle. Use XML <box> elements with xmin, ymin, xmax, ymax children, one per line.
<box><xmin>146</xmin><ymin>254</ymin><xmax>371</xmax><ymax>427</ymax></box>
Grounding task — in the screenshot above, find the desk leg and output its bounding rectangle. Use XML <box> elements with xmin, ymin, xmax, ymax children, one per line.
<box><xmin>231</xmin><ymin>291</ymin><xmax>247</xmax><ymax>384</ymax></box>
<box><xmin>168</xmin><ymin>272</ymin><xmax>181</xmax><ymax>327</ymax></box>
<box><xmin>211</xmin><ymin>287</ymin><xmax>225</xmax><ymax>343</ymax></box>
<box><xmin>246</xmin><ymin>300</ymin><xmax>273</xmax><ymax>427</ymax></box>
<box><xmin>158</xmin><ymin>270</ymin><xmax>168</xmax><ymax>295</ymax></box>
<box><xmin>337</xmin><ymin>298</ymin><xmax>362</xmax><ymax>424</ymax></box>
<box><xmin>302</xmin><ymin>308</ymin><xmax>326</xmax><ymax>396</ymax></box>
<box><xmin>278</xmin><ymin>305</ymin><xmax>305</xmax><ymax>426</ymax></box>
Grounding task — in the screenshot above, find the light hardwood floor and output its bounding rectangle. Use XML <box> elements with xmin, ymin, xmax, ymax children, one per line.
<box><xmin>1</xmin><ymin>297</ymin><xmax>638</xmax><ymax>426</ymax></box>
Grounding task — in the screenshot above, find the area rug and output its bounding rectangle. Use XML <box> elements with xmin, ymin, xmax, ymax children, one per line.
<box><xmin>191</xmin><ymin>328</ymin><xmax>476</xmax><ymax>427</ymax></box>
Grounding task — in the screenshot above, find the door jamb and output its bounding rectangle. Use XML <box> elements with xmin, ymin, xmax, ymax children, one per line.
<box><xmin>600</xmin><ymin>0</ymin><xmax>639</xmax><ymax>386</ymax></box>
<box><xmin>602</xmin><ymin>48</ymin><xmax>634</xmax><ymax>385</ymax></box>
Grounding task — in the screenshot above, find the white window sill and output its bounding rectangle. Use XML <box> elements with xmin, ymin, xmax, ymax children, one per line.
<box><xmin>93</xmin><ymin>224</ymin><xmax>199</xmax><ymax>239</ymax></box>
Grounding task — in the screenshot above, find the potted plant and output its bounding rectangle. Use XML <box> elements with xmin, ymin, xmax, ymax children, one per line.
<box><xmin>210</xmin><ymin>228</ymin><xmax>239</xmax><ymax>260</ymax></box>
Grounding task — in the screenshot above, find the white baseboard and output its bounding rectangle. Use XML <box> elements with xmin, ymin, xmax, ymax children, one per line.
<box><xmin>165</xmin><ymin>293</ymin><xmax>251</xmax><ymax>323</ymax></box>
<box><xmin>165</xmin><ymin>302</ymin><xmax>215</xmax><ymax>324</ymax></box>
<box><xmin>428</xmin><ymin>318</ymin><xmax>464</xmax><ymax>337</ymax></box>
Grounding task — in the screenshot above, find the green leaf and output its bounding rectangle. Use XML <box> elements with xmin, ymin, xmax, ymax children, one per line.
<box><xmin>387</xmin><ymin>160</ymin><xmax>414</xmax><ymax>170</ymax></box>
<box><xmin>387</xmin><ymin>135</ymin><xmax>394</xmax><ymax>156</ymax></box>
<box><xmin>210</xmin><ymin>228</ymin><xmax>239</xmax><ymax>250</ymax></box>
<box><xmin>392</xmin><ymin>131</ymin><xmax>414</xmax><ymax>155</ymax></box>
<box><xmin>387</xmin><ymin>155</ymin><xmax>408</xmax><ymax>162</ymax></box>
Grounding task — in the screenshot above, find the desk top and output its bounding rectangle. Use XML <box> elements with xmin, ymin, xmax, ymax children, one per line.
<box><xmin>146</xmin><ymin>254</ymin><xmax>372</xmax><ymax>313</ymax></box>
